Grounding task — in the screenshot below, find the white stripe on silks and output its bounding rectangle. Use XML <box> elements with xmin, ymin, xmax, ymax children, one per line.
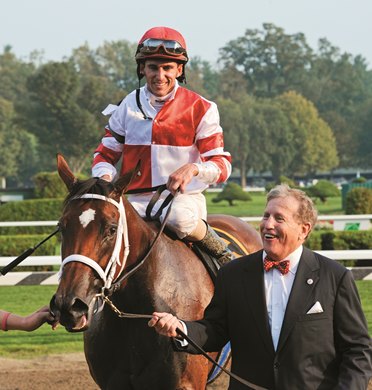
<box><xmin>102</xmin><ymin>136</ymin><xmax>124</xmax><ymax>151</ymax></box>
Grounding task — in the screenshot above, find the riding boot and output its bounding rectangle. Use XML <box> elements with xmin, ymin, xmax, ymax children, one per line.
<box><xmin>195</xmin><ymin>224</ymin><xmax>234</xmax><ymax>265</ymax></box>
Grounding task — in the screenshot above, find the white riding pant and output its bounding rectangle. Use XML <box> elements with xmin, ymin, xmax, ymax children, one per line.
<box><xmin>128</xmin><ymin>192</ymin><xmax>207</xmax><ymax>239</ymax></box>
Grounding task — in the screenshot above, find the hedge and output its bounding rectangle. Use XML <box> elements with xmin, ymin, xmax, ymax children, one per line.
<box><xmin>0</xmin><ymin>198</ymin><xmax>64</xmax><ymax>221</ymax></box>
<box><xmin>0</xmin><ymin>199</ymin><xmax>64</xmax><ymax>235</ymax></box>
<box><xmin>306</xmin><ymin>230</ymin><xmax>372</xmax><ymax>266</ymax></box>
<box><xmin>0</xmin><ymin>235</ymin><xmax>60</xmax><ymax>256</ymax></box>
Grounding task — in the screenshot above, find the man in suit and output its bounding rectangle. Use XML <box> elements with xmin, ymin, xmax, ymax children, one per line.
<box><xmin>149</xmin><ymin>184</ymin><xmax>372</xmax><ymax>389</ymax></box>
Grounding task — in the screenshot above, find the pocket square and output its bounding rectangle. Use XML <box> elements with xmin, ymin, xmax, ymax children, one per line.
<box><xmin>307</xmin><ymin>301</ymin><xmax>323</xmax><ymax>314</ymax></box>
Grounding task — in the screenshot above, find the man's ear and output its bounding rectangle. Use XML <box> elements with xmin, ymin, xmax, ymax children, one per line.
<box><xmin>177</xmin><ymin>63</ymin><xmax>183</xmax><ymax>77</ymax></box>
<box><xmin>139</xmin><ymin>62</ymin><xmax>145</xmax><ymax>74</ymax></box>
<box><xmin>300</xmin><ymin>222</ymin><xmax>312</xmax><ymax>241</ymax></box>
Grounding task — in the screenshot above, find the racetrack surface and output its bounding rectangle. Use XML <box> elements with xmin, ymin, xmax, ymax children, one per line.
<box><xmin>0</xmin><ymin>353</ymin><xmax>370</xmax><ymax>390</ymax></box>
<box><xmin>0</xmin><ymin>353</ymin><xmax>230</xmax><ymax>390</ymax></box>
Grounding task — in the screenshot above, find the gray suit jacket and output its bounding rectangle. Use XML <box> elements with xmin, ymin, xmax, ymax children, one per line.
<box><xmin>184</xmin><ymin>248</ymin><xmax>372</xmax><ymax>390</ymax></box>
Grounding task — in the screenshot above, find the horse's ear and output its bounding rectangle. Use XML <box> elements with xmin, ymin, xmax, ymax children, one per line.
<box><xmin>56</xmin><ymin>153</ymin><xmax>77</xmax><ymax>191</ymax></box>
<box><xmin>114</xmin><ymin>160</ymin><xmax>141</xmax><ymax>194</ymax></box>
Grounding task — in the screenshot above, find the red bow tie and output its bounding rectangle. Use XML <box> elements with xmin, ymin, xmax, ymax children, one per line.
<box><xmin>264</xmin><ymin>257</ymin><xmax>290</xmax><ymax>275</ymax></box>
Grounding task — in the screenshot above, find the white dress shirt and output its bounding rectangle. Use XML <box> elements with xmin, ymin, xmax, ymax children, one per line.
<box><xmin>263</xmin><ymin>245</ymin><xmax>303</xmax><ymax>350</ymax></box>
<box><xmin>177</xmin><ymin>246</ymin><xmax>304</xmax><ymax>349</ymax></box>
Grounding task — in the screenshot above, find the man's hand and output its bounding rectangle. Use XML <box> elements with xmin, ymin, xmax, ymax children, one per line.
<box><xmin>148</xmin><ymin>312</ymin><xmax>183</xmax><ymax>338</ymax></box>
<box><xmin>167</xmin><ymin>163</ymin><xmax>199</xmax><ymax>194</ymax></box>
<box><xmin>100</xmin><ymin>174</ymin><xmax>112</xmax><ymax>182</ymax></box>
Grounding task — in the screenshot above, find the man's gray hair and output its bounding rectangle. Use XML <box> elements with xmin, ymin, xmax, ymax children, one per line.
<box><xmin>267</xmin><ymin>184</ymin><xmax>318</xmax><ymax>230</ymax></box>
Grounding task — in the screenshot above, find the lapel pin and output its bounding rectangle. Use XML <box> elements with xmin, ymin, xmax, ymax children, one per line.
<box><xmin>307</xmin><ymin>278</ymin><xmax>313</xmax><ymax>285</ymax></box>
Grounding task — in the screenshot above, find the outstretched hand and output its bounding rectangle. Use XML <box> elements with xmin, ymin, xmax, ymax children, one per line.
<box><xmin>148</xmin><ymin>312</ymin><xmax>184</xmax><ymax>338</ymax></box>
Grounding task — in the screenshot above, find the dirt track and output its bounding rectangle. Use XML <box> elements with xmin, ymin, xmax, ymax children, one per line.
<box><xmin>0</xmin><ymin>353</ymin><xmax>229</xmax><ymax>390</ymax></box>
<box><xmin>0</xmin><ymin>353</ymin><xmax>99</xmax><ymax>390</ymax></box>
<box><xmin>0</xmin><ymin>353</ymin><xmax>371</xmax><ymax>390</ymax></box>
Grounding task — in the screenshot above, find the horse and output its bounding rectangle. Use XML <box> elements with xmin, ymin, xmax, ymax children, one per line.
<box><xmin>50</xmin><ymin>154</ymin><xmax>262</xmax><ymax>390</ymax></box>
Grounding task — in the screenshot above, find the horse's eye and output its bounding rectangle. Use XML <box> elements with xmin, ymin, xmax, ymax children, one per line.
<box><xmin>108</xmin><ymin>225</ymin><xmax>117</xmax><ymax>236</ymax></box>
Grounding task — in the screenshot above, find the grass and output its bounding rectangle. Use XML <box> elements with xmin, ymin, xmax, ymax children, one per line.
<box><xmin>0</xmin><ymin>281</ymin><xmax>371</xmax><ymax>358</ymax></box>
<box><xmin>359</xmin><ymin>281</ymin><xmax>372</xmax><ymax>335</ymax></box>
<box><xmin>205</xmin><ymin>191</ymin><xmax>343</xmax><ymax>217</ymax></box>
<box><xmin>0</xmin><ymin>286</ymin><xmax>84</xmax><ymax>358</ymax></box>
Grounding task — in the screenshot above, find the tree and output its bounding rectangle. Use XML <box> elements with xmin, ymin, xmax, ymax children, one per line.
<box><xmin>217</xmin><ymin>93</ymin><xmax>254</xmax><ymax>187</ymax></box>
<box><xmin>247</xmin><ymin>98</ymin><xmax>295</xmax><ymax>182</ymax></box>
<box><xmin>304</xmin><ymin>39</ymin><xmax>372</xmax><ymax>167</ymax></box>
<box><xmin>276</xmin><ymin>91</ymin><xmax>339</xmax><ymax>177</ymax></box>
<box><xmin>70</xmin><ymin>40</ymin><xmax>138</xmax><ymax>94</ymax></box>
<box><xmin>0</xmin><ymin>97</ymin><xmax>21</xmax><ymax>187</ymax></box>
<box><xmin>0</xmin><ymin>46</ymin><xmax>36</xmax><ymax>102</ymax></box>
<box><xmin>218</xmin><ymin>23</ymin><xmax>313</xmax><ymax>97</ymax></box>
<box><xmin>305</xmin><ymin>180</ymin><xmax>340</xmax><ymax>203</ymax></box>
<box><xmin>212</xmin><ymin>182</ymin><xmax>251</xmax><ymax>206</ymax></box>
<box><xmin>19</xmin><ymin>61</ymin><xmax>102</xmax><ymax>173</ymax></box>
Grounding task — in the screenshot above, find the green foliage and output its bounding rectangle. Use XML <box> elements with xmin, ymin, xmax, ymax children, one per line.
<box><xmin>0</xmin><ymin>234</ymin><xmax>59</xmax><ymax>256</ymax></box>
<box><xmin>216</xmin><ymin>94</ymin><xmax>253</xmax><ymax>187</ymax></box>
<box><xmin>317</xmin><ymin>230</ymin><xmax>372</xmax><ymax>250</ymax></box>
<box><xmin>352</xmin><ymin>176</ymin><xmax>367</xmax><ymax>183</ymax></box>
<box><xmin>265</xmin><ymin>176</ymin><xmax>297</xmax><ymax>192</ymax></box>
<box><xmin>212</xmin><ymin>182</ymin><xmax>252</xmax><ymax>206</ymax></box>
<box><xmin>276</xmin><ymin>91</ymin><xmax>339</xmax><ymax>176</ymax></box>
<box><xmin>33</xmin><ymin>171</ymin><xmax>88</xmax><ymax>199</ymax></box>
<box><xmin>219</xmin><ymin>23</ymin><xmax>312</xmax><ymax>97</ymax></box>
<box><xmin>304</xmin><ymin>232</ymin><xmax>322</xmax><ymax>250</ymax></box>
<box><xmin>306</xmin><ymin>230</ymin><xmax>372</xmax><ymax>267</ymax></box>
<box><xmin>345</xmin><ymin>187</ymin><xmax>372</xmax><ymax>214</ymax></box>
<box><xmin>33</xmin><ymin>171</ymin><xmax>68</xmax><ymax>199</ymax></box>
<box><xmin>0</xmin><ymin>198</ymin><xmax>63</xmax><ymax>221</ymax></box>
<box><xmin>305</xmin><ymin>180</ymin><xmax>340</xmax><ymax>203</ymax></box>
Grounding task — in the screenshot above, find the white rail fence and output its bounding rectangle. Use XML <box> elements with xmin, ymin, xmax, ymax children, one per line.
<box><xmin>0</xmin><ymin>218</ymin><xmax>371</xmax><ymax>284</ymax></box>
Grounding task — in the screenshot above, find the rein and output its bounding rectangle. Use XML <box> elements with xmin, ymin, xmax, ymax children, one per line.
<box><xmin>98</xmin><ymin>295</ymin><xmax>267</xmax><ymax>390</ymax></box>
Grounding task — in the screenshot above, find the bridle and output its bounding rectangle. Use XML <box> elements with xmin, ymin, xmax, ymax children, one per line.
<box><xmin>59</xmin><ymin>189</ymin><xmax>173</xmax><ymax>313</ymax></box>
<box><xmin>60</xmin><ymin>194</ymin><xmax>130</xmax><ymax>292</ymax></box>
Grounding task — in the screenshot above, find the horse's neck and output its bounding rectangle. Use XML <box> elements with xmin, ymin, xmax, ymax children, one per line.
<box><xmin>124</xmin><ymin>199</ymin><xmax>158</xmax><ymax>261</ymax></box>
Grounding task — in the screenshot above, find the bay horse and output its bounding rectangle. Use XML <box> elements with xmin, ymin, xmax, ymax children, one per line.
<box><xmin>50</xmin><ymin>154</ymin><xmax>262</xmax><ymax>390</ymax></box>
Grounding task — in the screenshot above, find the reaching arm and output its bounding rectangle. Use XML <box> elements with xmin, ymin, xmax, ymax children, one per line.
<box><xmin>1</xmin><ymin>306</ymin><xmax>56</xmax><ymax>332</ymax></box>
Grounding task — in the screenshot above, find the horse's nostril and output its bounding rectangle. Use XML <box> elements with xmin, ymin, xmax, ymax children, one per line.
<box><xmin>71</xmin><ymin>298</ymin><xmax>89</xmax><ymax>314</ymax></box>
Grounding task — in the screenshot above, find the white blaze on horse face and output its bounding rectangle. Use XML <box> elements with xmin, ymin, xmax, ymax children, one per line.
<box><xmin>79</xmin><ymin>208</ymin><xmax>96</xmax><ymax>228</ymax></box>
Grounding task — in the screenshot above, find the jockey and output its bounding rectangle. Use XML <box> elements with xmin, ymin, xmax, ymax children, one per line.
<box><xmin>92</xmin><ymin>26</ymin><xmax>233</xmax><ymax>263</ymax></box>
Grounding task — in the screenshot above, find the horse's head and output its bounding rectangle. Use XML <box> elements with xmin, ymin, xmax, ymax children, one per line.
<box><xmin>50</xmin><ymin>154</ymin><xmax>140</xmax><ymax>332</ymax></box>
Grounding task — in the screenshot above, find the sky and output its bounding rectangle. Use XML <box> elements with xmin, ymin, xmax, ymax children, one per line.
<box><xmin>1</xmin><ymin>0</ymin><xmax>371</xmax><ymax>68</ymax></box>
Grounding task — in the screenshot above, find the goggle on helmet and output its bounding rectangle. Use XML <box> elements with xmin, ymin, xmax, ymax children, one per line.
<box><xmin>135</xmin><ymin>26</ymin><xmax>188</xmax><ymax>83</ymax></box>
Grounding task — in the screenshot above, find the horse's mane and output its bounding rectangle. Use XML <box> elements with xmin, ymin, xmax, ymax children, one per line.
<box><xmin>64</xmin><ymin>177</ymin><xmax>115</xmax><ymax>206</ymax></box>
